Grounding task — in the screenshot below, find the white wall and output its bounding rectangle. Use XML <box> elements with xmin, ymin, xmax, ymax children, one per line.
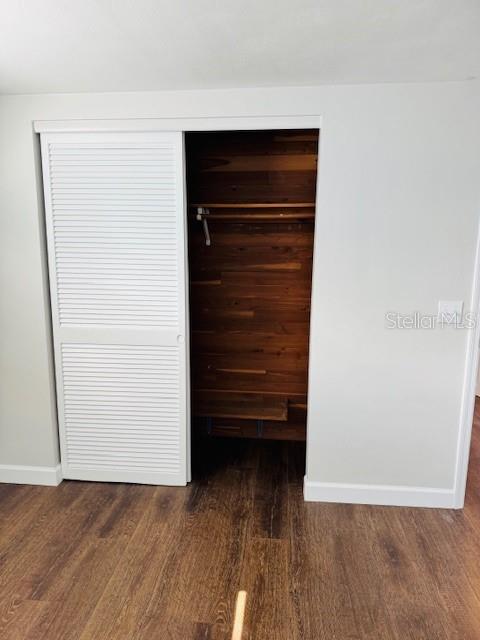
<box><xmin>476</xmin><ymin>361</ymin><xmax>480</xmax><ymax>396</ymax></box>
<box><xmin>1</xmin><ymin>82</ymin><xmax>479</xmax><ymax>501</ymax></box>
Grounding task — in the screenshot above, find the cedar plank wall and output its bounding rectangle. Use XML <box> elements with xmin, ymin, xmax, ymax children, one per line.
<box><xmin>186</xmin><ymin>130</ymin><xmax>319</xmax><ymax>440</ymax></box>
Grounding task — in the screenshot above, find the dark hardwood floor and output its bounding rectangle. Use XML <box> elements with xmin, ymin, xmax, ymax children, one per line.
<box><xmin>2</xmin><ymin>402</ymin><xmax>480</xmax><ymax>639</ymax></box>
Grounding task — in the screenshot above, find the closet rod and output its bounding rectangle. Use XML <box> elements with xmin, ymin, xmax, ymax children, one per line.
<box><xmin>189</xmin><ymin>203</ymin><xmax>315</xmax><ymax>222</ymax></box>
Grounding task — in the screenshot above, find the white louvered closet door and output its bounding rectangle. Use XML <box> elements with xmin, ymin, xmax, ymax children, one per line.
<box><xmin>40</xmin><ymin>131</ymin><xmax>189</xmax><ymax>485</ymax></box>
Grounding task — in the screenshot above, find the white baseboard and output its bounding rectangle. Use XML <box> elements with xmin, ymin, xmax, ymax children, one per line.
<box><xmin>303</xmin><ymin>477</ymin><xmax>457</xmax><ymax>509</ymax></box>
<box><xmin>0</xmin><ymin>464</ymin><xmax>62</xmax><ymax>486</ymax></box>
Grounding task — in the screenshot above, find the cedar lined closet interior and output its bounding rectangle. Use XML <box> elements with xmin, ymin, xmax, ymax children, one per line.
<box><xmin>186</xmin><ymin>129</ymin><xmax>319</xmax><ymax>444</ymax></box>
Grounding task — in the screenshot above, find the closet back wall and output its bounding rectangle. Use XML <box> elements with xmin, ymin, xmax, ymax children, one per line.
<box><xmin>186</xmin><ymin>130</ymin><xmax>318</xmax><ymax>440</ymax></box>
<box><xmin>0</xmin><ymin>82</ymin><xmax>479</xmax><ymax>505</ymax></box>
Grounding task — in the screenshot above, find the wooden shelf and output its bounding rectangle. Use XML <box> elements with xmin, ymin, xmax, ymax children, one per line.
<box><xmin>191</xmin><ymin>203</ymin><xmax>315</xmax><ymax>209</ymax></box>
<box><xmin>193</xmin><ymin>391</ymin><xmax>288</xmax><ymax>422</ymax></box>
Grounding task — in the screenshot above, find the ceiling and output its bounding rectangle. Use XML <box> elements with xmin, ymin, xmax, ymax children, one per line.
<box><xmin>0</xmin><ymin>0</ymin><xmax>479</xmax><ymax>95</ymax></box>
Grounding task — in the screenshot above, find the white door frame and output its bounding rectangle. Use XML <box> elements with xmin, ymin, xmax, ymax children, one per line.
<box><xmin>453</xmin><ymin>215</ymin><xmax>480</xmax><ymax>507</ymax></box>
<box><xmin>35</xmin><ymin>115</ymin><xmax>323</xmax><ymax>488</ymax></box>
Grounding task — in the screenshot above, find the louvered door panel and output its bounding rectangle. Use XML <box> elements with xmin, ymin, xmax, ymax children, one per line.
<box><xmin>62</xmin><ymin>344</ymin><xmax>181</xmax><ymax>472</ymax></box>
<box><xmin>49</xmin><ymin>141</ymin><xmax>178</xmax><ymax>327</ymax></box>
<box><xmin>40</xmin><ymin>132</ymin><xmax>188</xmax><ymax>485</ymax></box>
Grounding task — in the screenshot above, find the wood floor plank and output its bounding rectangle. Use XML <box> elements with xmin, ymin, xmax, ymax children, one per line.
<box><xmin>0</xmin><ymin>482</ymin><xmax>92</xmax><ymax>599</ymax></box>
<box><xmin>238</xmin><ymin>537</ymin><xmax>295</xmax><ymax>640</ymax></box>
<box><xmin>77</xmin><ymin>486</ymin><xmax>186</xmax><ymax>640</ymax></box>
<box><xmin>293</xmin><ymin>502</ymin><xmax>365</xmax><ymax>639</ymax></box>
<box><xmin>0</xmin><ymin>597</ymin><xmax>47</xmax><ymax>640</ymax></box>
<box><xmin>27</xmin><ymin>483</ymin><xmax>136</xmax><ymax>602</ymax></box>
<box><xmin>362</xmin><ymin>506</ymin><xmax>451</xmax><ymax>640</ymax></box>
<box><xmin>25</xmin><ymin>537</ymin><xmax>125</xmax><ymax>640</ymax></box>
<box><xmin>136</xmin><ymin>457</ymin><xmax>255</xmax><ymax>638</ymax></box>
<box><xmin>0</xmin><ymin>485</ymin><xmax>55</xmax><ymax>547</ymax></box>
<box><xmin>405</xmin><ymin>508</ymin><xmax>480</xmax><ymax>638</ymax></box>
<box><xmin>251</xmin><ymin>440</ymin><xmax>288</xmax><ymax>539</ymax></box>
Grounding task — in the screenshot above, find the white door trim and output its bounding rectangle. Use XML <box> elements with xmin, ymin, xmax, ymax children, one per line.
<box><xmin>34</xmin><ymin>116</ymin><xmax>322</xmax><ymax>134</ymax></box>
<box><xmin>453</xmin><ymin>213</ymin><xmax>480</xmax><ymax>507</ymax></box>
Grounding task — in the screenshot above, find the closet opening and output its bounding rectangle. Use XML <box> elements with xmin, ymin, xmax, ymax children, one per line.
<box><xmin>185</xmin><ymin>129</ymin><xmax>319</xmax><ymax>475</ymax></box>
